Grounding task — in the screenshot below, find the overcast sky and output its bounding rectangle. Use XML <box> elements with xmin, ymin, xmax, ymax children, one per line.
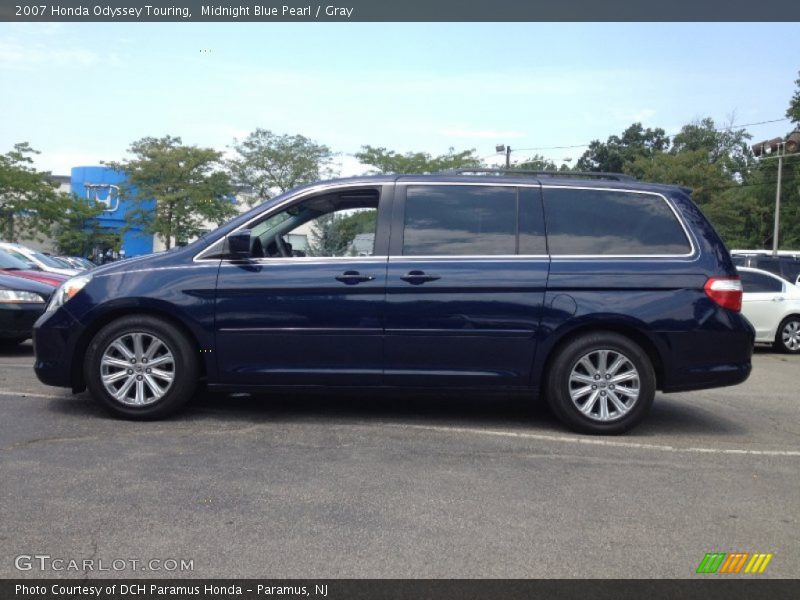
<box><xmin>1</xmin><ymin>22</ymin><xmax>799</xmax><ymax>175</ymax></box>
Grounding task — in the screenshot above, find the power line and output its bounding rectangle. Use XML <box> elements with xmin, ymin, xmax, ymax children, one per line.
<box><xmin>506</xmin><ymin>118</ymin><xmax>792</xmax><ymax>155</ymax></box>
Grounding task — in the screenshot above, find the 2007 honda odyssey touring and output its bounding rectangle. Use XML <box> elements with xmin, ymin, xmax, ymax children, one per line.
<box><xmin>33</xmin><ymin>170</ymin><xmax>754</xmax><ymax>434</ymax></box>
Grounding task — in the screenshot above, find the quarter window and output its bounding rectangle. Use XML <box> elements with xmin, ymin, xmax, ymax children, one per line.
<box><xmin>543</xmin><ymin>188</ymin><xmax>691</xmax><ymax>256</ymax></box>
<box><xmin>402</xmin><ymin>186</ymin><xmax>518</xmax><ymax>256</ymax></box>
<box><xmin>739</xmin><ymin>271</ymin><xmax>783</xmax><ymax>293</ymax></box>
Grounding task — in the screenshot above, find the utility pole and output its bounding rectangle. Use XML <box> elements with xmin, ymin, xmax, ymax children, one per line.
<box><xmin>773</xmin><ymin>154</ymin><xmax>782</xmax><ymax>257</ymax></box>
<box><xmin>752</xmin><ymin>133</ymin><xmax>800</xmax><ymax>255</ymax></box>
<box><xmin>496</xmin><ymin>144</ymin><xmax>511</xmax><ymax>168</ymax></box>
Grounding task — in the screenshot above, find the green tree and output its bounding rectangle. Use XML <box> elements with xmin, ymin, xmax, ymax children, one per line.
<box><xmin>355</xmin><ymin>146</ymin><xmax>482</xmax><ymax>174</ymax></box>
<box><xmin>0</xmin><ymin>143</ymin><xmax>67</xmax><ymax>243</ymax></box>
<box><xmin>787</xmin><ymin>71</ymin><xmax>800</xmax><ymax>124</ymax></box>
<box><xmin>774</xmin><ymin>71</ymin><xmax>800</xmax><ymax>249</ymax></box>
<box><xmin>514</xmin><ymin>154</ymin><xmax>559</xmax><ymax>171</ymax></box>
<box><xmin>228</xmin><ymin>129</ymin><xmax>334</xmax><ymax>205</ymax></box>
<box><xmin>576</xmin><ymin>123</ymin><xmax>669</xmax><ymax>173</ymax></box>
<box><xmin>670</xmin><ymin>117</ymin><xmax>752</xmax><ymax>178</ymax></box>
<box><xmin>106</xmin><ymin>136</ymin><xmax>237</xmax><ymax>250</ymax></box>
<box><xmin>54</xmin><ymin>194</ymin><xmax>120</xmax><ymax>257</ymax></box>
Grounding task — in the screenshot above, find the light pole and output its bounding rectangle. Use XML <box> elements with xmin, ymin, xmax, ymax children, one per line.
<box><xmin>496</xmin><ymin>144</ymin><xmax>511</xmax><ymax>168</ymax></box>
<box><xmin>752</xmin><ymin>133</ymin><xmax>800</xmax><ymax>256</ymax></box>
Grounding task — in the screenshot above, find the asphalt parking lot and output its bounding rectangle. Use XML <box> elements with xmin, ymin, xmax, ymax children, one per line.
<box><xmin>1</xmin><ymin>344</ymin><xmax>798</xmax><ymax>579</ymax></box>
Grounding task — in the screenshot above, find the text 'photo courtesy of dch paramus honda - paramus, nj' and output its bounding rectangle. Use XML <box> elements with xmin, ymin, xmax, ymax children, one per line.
<box><xmin>31</xmin><ymin>170</ymin><xmax>755</xmax><ymax>434</ymax></box>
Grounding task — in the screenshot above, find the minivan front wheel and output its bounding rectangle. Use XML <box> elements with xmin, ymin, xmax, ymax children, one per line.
<box><xmin>546</xmin><ymin>332</ymin><xmax>655</xmax><ymax>435</ymax></box>
<box><xmin>85</xmin><ymin>315</ymin><xmax>199</xmax><ymax>419</ymax></box>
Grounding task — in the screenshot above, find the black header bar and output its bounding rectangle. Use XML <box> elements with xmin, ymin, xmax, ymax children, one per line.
<box><xmin>3</xmin><ymin>0</ymin><xmax>800</xmax><ymax>22</ymax></box>
<box><xmin>3</xmin><ymin>579</ymin><xmax>800</xmax><ymax>600</ymax></box>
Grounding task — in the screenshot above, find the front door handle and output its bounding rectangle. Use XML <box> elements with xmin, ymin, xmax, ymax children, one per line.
<box><xmin>335</xmin><ymin>270</ymin><xmax>375</xmax><ymax>285</ymax></box>
<box><xmin>400</xmin><ymin>270</ymin><xmax>441</xmax><ymax>285</ymax></box>
<box><xmin>772</xmin><ymin>296</ymin><xmax>785</xmax><ymax>302</ymax></box>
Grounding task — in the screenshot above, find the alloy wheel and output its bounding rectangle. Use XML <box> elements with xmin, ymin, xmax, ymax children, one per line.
<box><xmin>782</xmin><ymin>320</ymin><xmax>800</xmax><ymax>352</ymax></box>
<box><xmin>568</xmin><ymin>349</ymin><xmax>641</xmax><ymax>422</ymax></box>
<box><xmin>99</xmin><ymin>332</ymin><xmax>176</xmax><ymax>406</ymax></box>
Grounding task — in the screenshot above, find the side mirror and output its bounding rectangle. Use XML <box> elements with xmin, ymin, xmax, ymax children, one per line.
<box><xmin>227</xmin><ymin>230</ymin><xmax>252</xmax><ymax>258</ymax></box>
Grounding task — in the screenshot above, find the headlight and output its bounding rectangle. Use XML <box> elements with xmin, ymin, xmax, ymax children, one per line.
<box><xmin>46</xmin><ymin>274</ymin><xmax>92</xmax><ymax>312</ymax></box>
<box><xmin>0</xmin><ymin>290</ymin><xmax>46</xmax><ymax>303</ymax></box>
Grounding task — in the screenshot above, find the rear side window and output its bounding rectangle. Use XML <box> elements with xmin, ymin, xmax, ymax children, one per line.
<box><xmin>739</xmin><ymin>270</ymin><xmax>783</xmax><ymax>293</ymax></box>
<box><xmin>781</xmin><ymin>261</ymin><xmax>800</xmax><ymax>282</ymax></box>
<box><xmin>402</xmin><ymin>186</ymin><xmax>517</xmax><ymax>255</ymax></box>
<box><xmin>753</xmin><ymin>257</ymin><xmax>781</xmax><ymax>276</ymax></box>
<box><xmin>543</xmin><ymin>188</ymin><xmax>691</xmax><ymax>256</ymax></box>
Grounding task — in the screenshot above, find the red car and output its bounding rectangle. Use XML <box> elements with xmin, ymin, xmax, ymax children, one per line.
<box><xmin>0</xmin><ymin>248</ymin><xmax>68</xmax><ymax>287</ymax></box>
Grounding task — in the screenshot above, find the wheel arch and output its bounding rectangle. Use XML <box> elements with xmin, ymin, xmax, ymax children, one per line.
<box><xmin>535</xmin><ymin>320</ymin><xmax>666</xmax><ymax>392</ymax></box>
<box><xmin>70</xmin><ymin>305</ymin><xmax>209</xmax><ymax>392</ymax></box>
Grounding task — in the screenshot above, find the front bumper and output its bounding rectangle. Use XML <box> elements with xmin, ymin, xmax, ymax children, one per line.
<box><xmin>33</xmin><ymin>308</ymin><xmax>83</xmax><ymax>388</ymax></box>
<box><xmin>0</xmin><ymin>303</ymin><xmax>45</xmax><ymax>340</ymax></box>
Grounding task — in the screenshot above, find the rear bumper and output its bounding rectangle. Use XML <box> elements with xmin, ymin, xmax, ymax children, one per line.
<box><xmin>33</xmin><ymin>308</ymin><xmax>82</xmax><ymax>388</ymax></box>
<box><xmin>659</xmin><ymin>314</ymin><xmax>755</xmax><ymax>393</ymax></box>
<box><xmin>662</xmin><ymin>360</ymin><xmax>751</xmax><ymax>392</ymax></box>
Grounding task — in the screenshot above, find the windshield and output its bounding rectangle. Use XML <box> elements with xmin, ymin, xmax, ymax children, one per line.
<box><xmin>31</xmin><ymin>251</ymin><xmax>69</xmax><ymax>269</ymax></box>
<box><xmin>0</xmin><ymin>249</ymin><xmax>33</xmax><ymax>270</ymax></box>
<box><xmin>3</xmin><ymin>248</ymin><xmax>38</xmax><ymax>269</ymax></box>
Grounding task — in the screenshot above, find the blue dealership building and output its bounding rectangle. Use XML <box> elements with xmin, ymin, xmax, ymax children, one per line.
<box><xmin>70</xmin><ymin>166</ymin><xmax>155</xmax><ymax>257</ymax></box>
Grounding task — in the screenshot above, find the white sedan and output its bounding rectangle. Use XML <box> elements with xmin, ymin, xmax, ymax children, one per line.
<box><xmin>738</xmin><ymin>266</ymin><xmax>800</xmax><ymax>353</ymax></box>
<box><xmin>0</xmin><ymin>242</ymin><xmax>79</xmax><ymax>277</ymax></box>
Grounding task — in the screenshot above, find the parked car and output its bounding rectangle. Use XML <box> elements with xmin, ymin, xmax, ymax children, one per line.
<box><xmin>738</xmin><ymin>266</ymin><xmax>800</xmax><ymax>353</ymax></box>
<box><xmin>731</xmin><ymin>250</ymin><xmax>800</xmax><ymax>286</ymax></box>
<box><xmin>33</xmin><ymin>172</ymin><xmax>755</xmax><ymax>434</ymax></box>
<box><xmin>47</xmin><ymin>255</ymin><xmax>79</xmax><ymax>269</ymax></box>
<box><xmin>0</xmin><ymin>249</ymin><xmax>68</xmax><ymax>287</ymax></box>
<box><xmin>76</xmin><ymin>257</ymin><xmax>98</xmax><ymax>270</ymax></box>
<box><xmin>0</xmin><ymin>272</ymin><xmax>53</xmax><ymax>346</ymax></box>
<box><xmin>55</xmin><ymin>256</ymin><xmax>93</xmax><ymax>271</ymax></box>
<box><xmin>0</xmin><ymin>242</ymin><xmax>80</xmax><ymax>277</ymax></box>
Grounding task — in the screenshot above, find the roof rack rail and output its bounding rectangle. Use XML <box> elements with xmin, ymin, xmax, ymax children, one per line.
<box><xmin>440</xmin><ymin>168</ymin><xmax>637</xmax><ymax>182</ymax></box>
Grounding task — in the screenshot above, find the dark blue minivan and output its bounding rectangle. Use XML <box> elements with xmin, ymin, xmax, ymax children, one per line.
<box><xmin>33</xmin><ymin>172</ymin><xmax>754</xmax><ymax>434</ymax></box>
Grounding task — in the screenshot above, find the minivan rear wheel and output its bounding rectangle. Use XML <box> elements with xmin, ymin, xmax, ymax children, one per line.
<box><xmin>84</xmin><ymin>315</ymin><xmax>198</xmax><ymax>419</ymax></box>
<box><xmin>546</xmin><ymin>332</ymin><xmax>655</xmax><ymax>435</ymax></box>
<box><xmin>774</xmin><ymin>316</ymin><xmax>800</xmax><ymax>354</ymax></box>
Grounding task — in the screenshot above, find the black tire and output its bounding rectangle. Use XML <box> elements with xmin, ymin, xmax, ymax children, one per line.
<box><xmin>545</xmin><ymin>331</ymin><xmax>656</xmax><ymax>435</ymax></box>
<box><xmin>773</xmin><ymin>316</ymin><xmax>800</xmax><ymax>354</ymax></box>
<box><xmin>84</xmin><ymin>315</ymin><xmax>199</xmax><ymax>419</ymax></box>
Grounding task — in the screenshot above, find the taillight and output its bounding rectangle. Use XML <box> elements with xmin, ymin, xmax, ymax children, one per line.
<box><xmin>704</xmin><ymin>276</ymin><xmax>743</xmax><ymax>312</ymax></box>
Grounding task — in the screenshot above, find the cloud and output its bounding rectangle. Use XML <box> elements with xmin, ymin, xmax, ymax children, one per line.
<box><xmin>626</xmin><ymin>108</ymin><xmax>657</xmax><ymax>123</ymax></box>
<box><xmin>0</xmin><ymin>25</ymin><xmax>123</xmax><ymax>70</ymax></box>
<box><xmin>32</xmin><ymin>150</ymin><xmax>112</xmax><ymax>176</ymax></box>
<box><xmin>0</xmin><ymin>38</ymin><xmax>100</xmax><ymax>69</ymax></box>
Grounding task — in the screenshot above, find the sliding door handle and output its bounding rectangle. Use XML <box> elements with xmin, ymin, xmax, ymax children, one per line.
<box><xmin>335</xmin><ymin>270</ymin><xmax>375</xmax><ymax>285</ymax></box>
<box><xmin>400</xmin><ymin>270</ymin><xmax>441</xmax><ymax>285</ymax></box>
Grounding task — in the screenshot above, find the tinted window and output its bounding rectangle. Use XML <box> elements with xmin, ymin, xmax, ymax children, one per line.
<box><xmin>739</xmin><ymin>271</ymin><xmax>783</xmax><ymax>293</ymax></box>
<box><xmin>753</xmin><ymin>257</ymin><xmax>781</xmax><ymax>276</ymax></box>
<box><xmin>543</xmin><ymin>188</ymin><xmax>691</xmax><ymax>255</ymax></box>
<box><xmin>731</xmin><ymin>256</ymin><xmax>747</xmax><ymax>266</ymax></box>
<box><xmin>779</xmin><ymin>259</ymin><xmax>800</xmax><ymax>282</ymax></box>
<box><xmin>403</xmin><ymin>186</ymin><xmax>517</xmax><ymax>256</ymax></box>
